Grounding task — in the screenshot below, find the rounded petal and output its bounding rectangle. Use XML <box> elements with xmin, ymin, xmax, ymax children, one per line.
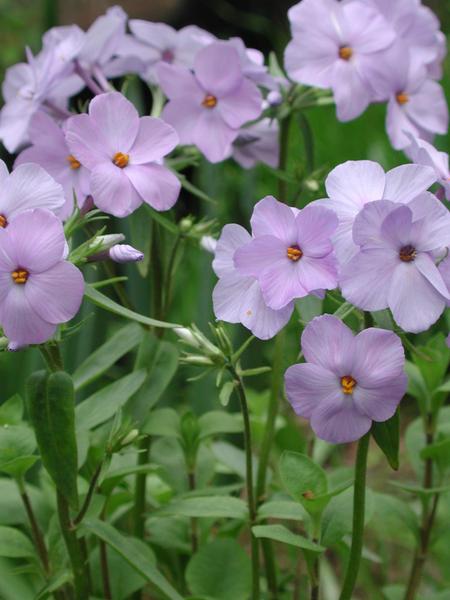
<box><xmin>296</xmin><ymin>254</ymin><xmax>338</xmax><ymax>293</ymax></box>
<box><xmin>88</xmin><ymin>92</ymin><xmax>140</xmax><ymax>154</ymax></box>
<box><xmin>340</xmin><ymin>248</ymin><xmax>397</xmax><ymax>311</ymax></box>
<box><xmin>285</xmin><ymin>363</ymin><xmax>339</xmax><ymax>420</ymax></box>
<box><xmin>408</xmin><ymin>192</ymin><xmax>450</xmax><ymax>251</ymax></box>
<box><xmin>295</xmin><ymin>205</ymin><xmax>338</xmax><ymax>257</ymax></box>
<box><xmin>310</xmin><ymin>392</ymin><xmax>372</xmax><ymax>444</ymax></box>
<box><xmin>90</xmin><ymin>162</ymin><xmax>133</xmax><ymax>217</ymax></box>
<box><xmin>157</xmin><ymin>63</ymin><xmax>203</xmax><ymax>100</ymax></box>
<box><xmin>325</xmin><ymin>160</ymin><xmax>386</xmax><ymax>211</ymax></box>
<box><xmin>414</xmin><ymin>253</ymin><xmax>450</xmax><ymax>300</ymax></box>
<box><xmin>388</xmin><ymin>262</ymin><xmax>446</xmax><ymax>333</ymax></box>
<box><xmin>1</xmin><ymin>163</ymin><xmax>65</xmax><ymax>221</ymax></box>
<box><xmin>194</xmin><ymin>43</ymin><xmax>243</xmax><ymax>97</ymax></box>
<box><xmin>332</xmin><ymin>60</ymin><xmax>371</xmax><ymax>122</ymax></box>
<box><xmin>126</xmin><ymin>163</ymin><xmax>180</xmax><ymax>211</ymax></box>
<box><xmin>301</xmin><ymin>314</ymin><xmax>355</xmax><ymax>375</ymax></box>
<box><xmin>25</xmin><ymin>261</ymin><xmax>84</xmax><ymax>324</ymax></box>
<box><xmin>161</xmin><ymin>98</ymin><xmax>204</xmax><ymax>146</ymax></box>
<box><xmin>218</xmin><ymin>78</ymin><xmax>262</xmax><ymax>129</ymax></box>
<box><xmin>234</xmin><ymin>235</ymin><xmax>286</xmax><ymax>279</ymax></box>
<box><xmin>0</xmin><ymin>285</ymin><xmax>56</xmax><ymax>345</ymax></box>
<box><xmin>352</xmin><ymin>328</ymin><xmax>406</xmax><ymax>387</ymax></box>
<box><xmin>284</xmin><ymin>38</ymin><xmax>337</xmax><ymax>88</ymax></box>
<box><xmin>406</xmin><ymin>80</ymin><xmax>448</xmax><ymax>136</ymax></box>
<box><xmin>239</xmin><ymin>280</ymin><xmax>293</xmax><ymax>340</ymax></box>
<box><xmin>352</xmin><ymin>199</ymin><xmax>397</xmax><ymax>248</ymax></box>
<box><xmin>212</xmin><ymin>224</ymin><xmax>251</xmax><ymax>278</ymax></box>
<box><xmin>65</xmin><ymin>113</ymin><xmax>111</xmax><ymax>170</ymax></box>
<box><xmin>213</xmin><ymin>272</ymin><xmax>254</xmax><ymax>324</ymax></box>
<box><xmin>192</xmin><ymin>110</ymin><xmax>237</xmax><ymax>163</ymax></box>
<box><xmin>6</xmin><ymin>209</ymin><xmax>65</xmax><ymax>272</ymax></box>
<box><xmin>260</xmin><ymin>259</ymin><xmax>308</xmax><ymax>309</ymax></box>
<box><xmin>250</xmin><ymin>196</ymin><xmax>297</xmax><ymax>245</ymax></box>
<box><xmin>353</xmin><ymin>375</ymin><xmax>407</xmax><ymax>422</ymax></box>
<box><xmin>130</xmin><ymin>117</ymin><xmax>179</xmax><ymax>164</ymax></box>
<box><xmin>384</xmin><ymin>164</ymin><xmax>436</xmax><ymax>203</ymax></box>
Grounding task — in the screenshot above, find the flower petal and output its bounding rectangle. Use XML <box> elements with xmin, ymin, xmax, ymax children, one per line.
<box><xmin>295</xmin><ymin>205</ymin><xmax>338</xmax><ymax>257</ymax></box>
<box><xmin>353</xmin><ymin>375</ymin><xmax>407</xmax><ymax>422</ymax></box>
<box><xmin>65</xmin><ymin>113</ymin><xmax>111</xmax><ymax>170</ymax></box>
<box><xmin>285</xmin><ymin>363</ymin><xmax>339</xmax><ymax>420</ymax></box>
<box><xmin>161</xmin><ymin>98</ymin><xmax>204</xmax><ymax>146</ymax></box>
<box><xmin>352</xmin><ymin>328</ymin><xmax>406</xmax><ymax>387</ymax></box>
<box><xmin>192</xmin><ymin>109</ymin><xmax>237</xmax><ymax>163</ymax></box>
<box><xmin>310</xmin><ymin>391</ymin><xmax>371</xmax><ymax>444</ymax></box>
<box><xmin>218</xmin><ymin>78</ymin><xmax>262</xmax><ymax>129</ymax></box>
<box><xmin>325</xmin><ymin>160</ymin><xmax>386</xmax><ymax>211</ymax></box>
<box><xmin>239</xmin><ymin>280</ymin><xmax>293</xmax><ymax>340</ymax></box>
<box><xmin>126</xmin><ymin>163</ymin><xmax>180</xmax><ymax>211</ymax></box>
<box><xmin>90</xmin><ymin>162</ymin><xmax>133</xmax><ymax>217</ymax></box>
<box><xmin>194</xmin><ymin>42</ymin><xmax>243</xmax><ymax>97</ymax></box>
<box><xmin>296</xmin><ymin>254</ymin><xmax>338</xmax><ymax>293</ymax></box>
<box><xmin>212</xmin><ymin>224</ymin><xmax>251</xmax><ymax>278</ymax></box>
<box><xmin>88</xmin><ymin>92</ymin><xmax>140</xmax><ymax>154</ymax></box>
<box><xmin>234</xmin><ymin>235</ymin><xmax>286</xmax><ymax>279</ymax></box>
<box><xmin>384</xmin><ymin>164</ymin><xmax>436</xmax><ymax>203</ymax></box>
<box><xmin>301</xmin><ymin>314</ymin><xmax>355</xmax><ymax>375</ymax></box>
<box><xmin>130</xmin><ymin>117</ymin><xmax>179</xmax><ymax>164</ymax></box>
<box><xmin>250</xmin><ymin>196</ymin><xmax>297</xmax><ymax>244</ymax></box>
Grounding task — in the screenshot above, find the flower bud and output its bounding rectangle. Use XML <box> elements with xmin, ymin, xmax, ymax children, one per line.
<box><xmin>90</xmin><ymin>234</ymin><xmax>126</xmax><ymax>252</ymax></box>
<box><xmin>200</xmin><ymin>235</ymin><xmax>217</xmax><ymax>254</ymax></box>
<box><xmin>267</xmin><ymin>90</ymin><xmax>283</xmax><ymax>106</ymax></box>
<box><xmin>174</xmin><ymin>327</ymin><xmax>201</xmax><ymax>348</ymax></box>
<box><xmin>109</xmin><ymin>244</ymin><xmax>144</xmax><ymax>264</ymax></box>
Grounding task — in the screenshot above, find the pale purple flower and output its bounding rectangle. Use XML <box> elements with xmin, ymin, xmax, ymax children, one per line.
<box><xmin>284</xmin><ymin>0</ymin><xmax>395</xmax><ymax>121</ymax></box>
<box><xmin>109</xmin><ymin>244</ymin><xmax>144</xmax><ymax>263</ymax></box>
<box><xmin>370</xmin><ymin>44</ymin><xmax>448</xmax><ymax>150</ymax></box>
<box><xmin>340</xmin><ymin>195</ymin><xmax>450</xmax><ymax>333</ymax></box>
<box><xmin>234</xmin><ymin>196</ymin><xmax>338</xmax><ymax>310</ymax></box>
<box><xmin>427</xmin><ymin>31</ymin><xmax>447</xmax><ymax>80</ymax></box>
<box><xmin>15</xmin><ymin>112</ymin><xmax>90</xmax><ymax>220</ymax></box>
<box><xmin>369</xmin><ymin>0</ymin><xmax>442</xmax><ymax>70</ymax></box>
<box><xmin>212</xmin><ymin>224</ymin><xmax>293</xmax><ymax>340</ymax></box>
<box><xmin>406</xmin><ymin>135</ymin><xmax>450</xmax><ymax>201</ymax></box>
<box><xmin>227</xmin><ymin>37</ymin><xmax>275</xmax><ymax>89</ymax></box>
<box><xmin>158</xmin><ymin>42</ymin><xmax>262</xmax><ymax>163</ymax></box>
<box><xmin>0</xmin><ymin>209</ymin><xmax>84</xmax><ymax>346</ymax></box>
<box><xmin>232</xmin><ymin>118</ymin><xmax>279</xmax><ymax>169</ymax></box>
<box><xmin>65</xmin><ymin>92</ymin><xmax>180</xmax><ymax>217</ymax></box>
<box><xmin>285</xmin><ymin>315</ymin><xmax>407</xmax><ymax>444</ymax></box>
<box><xmin>315</xmin><ymin>160</ymin><xmax>436</xmax><ymax>265</ymax></box>
<box><xmin>0</xmin><ymin>160</ymin><xmax>65</xmax><ymax>228</ymax></box>
<box><xmin>124</xmin><ymin>21</ymin><xmax>214</xmax><ymax>83</ymax></box>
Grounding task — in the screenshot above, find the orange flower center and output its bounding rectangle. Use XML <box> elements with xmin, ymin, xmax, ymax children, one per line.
<box><xmin>67</xmin><ymin>154</ymin><xmax>81</xmax><ymax>170</ymax></box>
<box><xmin>396</xmin><ymin>92</ymin><xmax>409</xmax><ymax>105</ymax></box>
<box><xmin>202</xmin><ymin>94</ymin><xmax>218</xmax><ymax>109</ymax></box>
<box><xmin>0</xmin><ymin>214</ymin><xmax>7</xmax><ymax>228</ymax></box>
<box><xmin>339</xmin><ymin>46</ymin><xmax>353</xmax><ymax>60</ymax></box>
<box><xmin>399</xmin><ymin>245</ymin><xmax>416</xmax><ymax>262</ymax></box>
<box><xmin>112</xmin><ymin>152</ymin><xmax>129</xmax><ymax>168</ymax></box>
<box><xmin>11</xmin><ymin>269</ymin><xmax>29</xmax><ymax>284</ymax></box>
<box><xmin>341</xmin><ymin>375</ymin><xmax>357</xmax><ymax>395</ymax></box>
<box><xmin>287</xmin><ymin>246</ymin><xmax>303</xmax><ymax>261</ymax></box>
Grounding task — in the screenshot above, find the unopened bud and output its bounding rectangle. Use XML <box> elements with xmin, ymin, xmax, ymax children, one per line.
<box><xmin>174</xmin><ymin>327</ymin><xmax>201</xmax><ymax>348</ymax></box>
<box><xmin>91</xmin><ymin>234</ymin><xmax>125</xmax><ymax>252</ymax></box>
<box><xmin>120</xmin><ymin>429</ymin><xmax>139</xmax><ymax>447</ymax></box>
<box><xmin>200</xmin><ymin>235</ymin><xmax>217</xmax><ymax>254</ymax></box>
<box><xmin>109</xmin><ymin>244</ymin><xmax>144</xmax><ymax>264</ymax></box>
<box><xmin>267</xmin><ymin>90</ymin><xmax>282</xmax><ymax>106</ymax></box>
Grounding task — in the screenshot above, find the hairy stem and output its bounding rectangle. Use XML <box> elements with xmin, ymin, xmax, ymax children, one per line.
<box><xmin>339</xmin><ymin>432</ymin><xmax>370</xmax><ymax>600</ymax></box>
<box><xmin>403</xmin><ymin>414</ymin><xmax>439</xmax><ymax>600</ymax></box>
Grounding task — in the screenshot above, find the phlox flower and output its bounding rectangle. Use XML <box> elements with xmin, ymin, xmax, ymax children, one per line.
<box><xmin>212</xmin><ymin>224</ymin><xmax>294</xmax><ymax>340</ymax></box>
<box><xmin>231</xmin><ymin>118</ymin><xmax>279</xmax><ymax>169</ymax></box>
<box><xmin>370</xmin><ymin>44</ymin><xmax>448</xmax><ymax>150</ymax></box>
<box><xmin>234</xmin><ymin>196</ymin><xmax>338</xmax><ymax>310</ymax></box>
<box><xmin>285</xmin><ymin>315</ymin><xmax>407</xmax><ymax>444</ymax></box>
<box><xmin>340</xmin><ymin>195</ymin><xmax>450</xmax><ymax>333</ymax></box>
<box><xmin>316</xmin><ymin>160</ymin><xmax>436</xmax><ymax>265</ymax></box>
<box><xmin>406</xmin><ymin>135</ymin><xmax>450</xmax><ymax>201</ymax></box>
<box><xmin>65</xmin><ymin>92</ymin><xmax>180</xmax><ymax>217</ymax></box>
<box><xmin>284</xmin><ymin>0</ymin><xmax>395</xmax><ymax>121</ymax></box>
<box><xmin>15</xmin><ymin>112</ymin><xmax>90</xmax><ymax>220</ymax></box>
<box><xmin>0</xmin><ymin>160</ymin><xmax>65</xmax><ymax>227</ymax></box>
<box><xmin>0</xmin><ymin>209</ymin><xmax>84</xmax><ymax>346</ymax></box>
<box><xmin>123</xmin><ymin>20</ymin><xmax>214</xmax><ymax>83</ymax></box>
<box><xmin>158</xmin><ymin>42</ymin><xmax>262</xmax><ymax>163</ymax></box>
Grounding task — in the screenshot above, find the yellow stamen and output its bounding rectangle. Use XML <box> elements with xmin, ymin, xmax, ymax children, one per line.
<box><xmin>11</xmin><ymin>269</ymin><xmax>29</xmax><ymax>284</ymax></box>
<box><xmin>112</xmin><ymin>152</ymin><xmax>130</xmax><ymax>168</ymax></box>
<box><xmin>399</xmin><ymin>245</ymin><xmax>416</xmax><ymax>262</ymax></box>
<box><xmin>0</xmin><ymin>215</ymin><xmax>7</xmax><ymax>228</ymax></box>
<box><xmin>396</xmin><ymin>92</ymin><xmax>409</xmax><ymax>105</ymax></box>
<box><xmin>287</xmin><ymin>246</ymin><xmax>303</xmax><ymax>261</ymax></box>
<box><xmin>339</xmin><ymin>46</ymin><xmax>353</xmax><ymax>61</ymax></box>
<box><xmin>67</xmin><ymin>154</ymin><xmax>81</xmax><ymax>170</ymax></box>
<box><xmin>341</xmin><ymin>375</ymin><xmax>356</xmax><ymax>395</ymax></box>
<box><xmin>202</xmin><ymin>94</ymin><xmax>218</xmax><ymax>109</ymax></box>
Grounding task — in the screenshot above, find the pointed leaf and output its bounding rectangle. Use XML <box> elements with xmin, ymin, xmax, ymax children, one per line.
<box><xmin>252</xmin><ymin>524</ymin><xmax>325</xmax><ymax>553</ymax></box>
<box><xmin>372</xmin><ymin>411</ymin><xmax>400</xmax><ymax>470</ymax></box>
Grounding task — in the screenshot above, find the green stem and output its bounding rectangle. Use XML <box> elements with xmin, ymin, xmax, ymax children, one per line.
<box><xmin>100</xmin><ymin>502</ymin><xmax>112</xmax><ymax>600</ymax></box>
<box><xmin>57</xmin><ymin>491</ymin><xmax>90</xmax><ymax>600</ymax></box>
<box><xmin>163</xmin><ymin>233</ymin><xmax>182</xmax><ymax>319</ymax></box>
<box><xmin>40</xmin><ymin>344</ymin><xmax>64</xmax><ymax>372</ymax></box>
<box><xmin>17</xmin><ymin>479</ymin><xmax>50</xmax><ymax>575</ymax></box>
<box><xmin>277</xmin><ymin>116</ymin><xmax>291</xmax><ymax>203</ymax></box>
<box><xmin>298</xmin><ymin>113</ymin><xmax>314</xmax><ymax>174</ymax></box>
<box><xmin>339</xmin><ymin>432</ymin><xmax>370</xmax><ymax>600</ymax></box>
<box><xmin>73</xmin><ymin>461</ymin><xmax>103</xmax><ymax>526</ymax></box>
<box><xmin>231</xmin><ymin>369</ymin><xmax>260</xmax><ymax>600</ymax></box>
<box><xmin>133</xmin><ymin>436</ymin><xmax>151</xmax><ymax>539</ymax></box>
<box><xmin>403</xmin><ymin>414</ymin><xmax>439</xmax><ymax>600</ymax></box>
<box><xmin>188</xmin><ymin>470</ymin><xmax>199</xmax><ymax>553</ymax></box>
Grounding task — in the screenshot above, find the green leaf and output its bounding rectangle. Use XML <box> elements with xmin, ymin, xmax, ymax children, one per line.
<box><xmin>82</xmin><ymin>518</ymin><xmax>183</xmax><ymax>600</ymax></box>
<box><xmin>0</xmin><ymin>526</ymin><xmax>34</xmax><ymax>557</ymax></box>
<box><xmin>128</xmin><ymin>204</ymin><xmax>152</xmax><ymax>277</ymax></box>
<box><xmin>84</xmin><ymin>285</ymin><xmax>180</xmax><ymax>329</ymax></box>
<box><xmin>279</xmin><ymin>451</ymin><xmax>327</xmax><ymax>512</ymax></box>
<box><xmin>126</xmin><ymin>334</ymin><xmax>179</xmax><ymax>422</ymax></box>
<box><xmin>76</xmin><ymin>370</ymin><xmax>147</xmax><ymax>431</ymax></box>
<box><xmin>389</xmin><ymin>481</ymin><xmax>450</xmax><ymax>497</ymax></box>
<box><xmin>369</xmin><ymin>492</ymin><xmax>419</xmax><ymax>547</ymax></box>
<box><xmin>0</xmin><ymin>395</ymin><xmax>23</xmax><ymax>425</ymax></box>
<box><xmin>198</xmin><ymin>411</ymin><xmax>243</xmax><ymax>439</ymax></box>
<box><xmin>405</xmin><ymin>361</ymin><xmax>429</xmax><ymax>414</ymax></box>
<box><xmin>0</xmin><ymin>557</ymin><xmax>34</xmax><ymax>600</ymax></box>
<box><xmin>142</xmin><ymin>408</ymin><xmax>181</xmax><ymax>438</ymax></box>
<box><xmin>219</xmin><ymin>382</ymin><xmax>235</xmax><ymax>407</ymax></box>
<box><xmin>420</xmin><ymin>435</ymin><xmax>450</xmax><ymax>465</ymax></box>
<box><xmin>26</xmin><ymin>371</ymin><xmax>79</xmax><ymax>508</ymax></box>
<box><xmin>100</xmin><ymin>464</ymin><xmax>161</xmax><ymax>496</ymax></box>
<box><xmin>252</xmin><ymin>524</ymin><xmax>325</xmax><ymax>553</ymax></box>
<box><xmin>73</xmin><ymin>323</ymin><xmax>143</xmax><ymax>390</ymax></box>
<box><xmin>296</xmin><ymin>295</ymin><xmax>323</xmax><ymax>324</ymax></box>
<box><xmin>186</xmin><ymin>539</ymin><xmax>251</xmax><ymax>600</ymax></box>
<box><xmin>257</xmin><ymin>500</ymin><xmax>307</xmax><ymax>522</ymax></box>
<box><xmin>156</xmin><ymin>496</ymin><xmax>248</xmax><ymax>520</ymax></box>
<box><xmin>372</xmin><ymin>411</ymin><xmax>400</xmax><ymax>470</ymax></box>
<box><xmin>321</xmin><ymin>487</ymin><xmax>374</xmax><ymax>548</ymax></box>
<box><xmin>0</xmin><ymin>425</ymin><xmax>36</xmax><ymax>477</ymax></box>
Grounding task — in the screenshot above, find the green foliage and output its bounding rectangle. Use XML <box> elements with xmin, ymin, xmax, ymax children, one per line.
<box><xmin>372</xmin><ymin>411</ymin><xmax>400</xmax><ymax>470</ymax></box>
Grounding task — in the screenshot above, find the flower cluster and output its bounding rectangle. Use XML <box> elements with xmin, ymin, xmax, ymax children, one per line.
<box><xmin>285</xmin><ymin>0</ymin><xmax>448</xmax><ymax>150</ymax></box>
